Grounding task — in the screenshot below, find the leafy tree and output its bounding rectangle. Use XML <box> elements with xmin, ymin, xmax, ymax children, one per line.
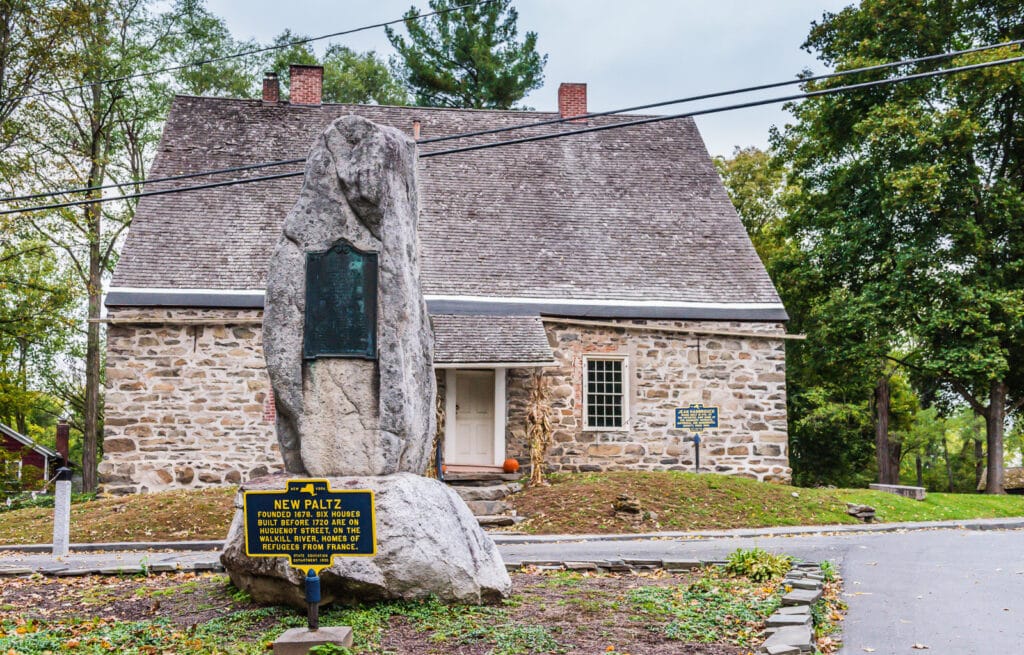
<box><xmin>386</xmin><ymin>0</ymin><xmax>546</xmax><ymax>108</ymax></box>
<box><xmin>775</xmin><ymin>0</ymin><xmax>1024</xmax><ymax>493</ymax></box>
<box><xmin>715</xmin><ymin>146</ymin><xmax>905</xmax><ymax>486</ymax></box>
<box><xmin>265</xmin><ymin>32</ymin><xmax>408</xmax><ymax>105</ymax></box>
<box><xmin>6</xmin><ymin>0</ymin><xmax>248</xmax><ymax>491</ymax></box>
<box><xmin>0</xmin><ymin>234</ymin><xmax>77</xmax><ymax>435</ymax></box>
<box><xmin>161</xmin><ymin>0</ymin><xmax>264</xmax><ymax>98</ymax></box>
<box><xmin>714</xmin><ymin>147</ymin><xmax>787</xmax><ymax>259</ymax></box>
<box><xmin>0</xmin><ymin>0</ymin><xmax>81</xmax><ymax>179</ymax></box>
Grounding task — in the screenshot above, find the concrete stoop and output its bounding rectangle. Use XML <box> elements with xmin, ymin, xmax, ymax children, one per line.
<box><xmin>444</xmin><ymin>472</ymin><xmax>525</xmax><ymax>529</ymax></box>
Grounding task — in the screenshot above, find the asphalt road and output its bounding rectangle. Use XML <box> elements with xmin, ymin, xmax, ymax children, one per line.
<box><xmin>501</xmin><ymin>528</ymin><xmax>1024</xmax><ymax>654</ymax></box>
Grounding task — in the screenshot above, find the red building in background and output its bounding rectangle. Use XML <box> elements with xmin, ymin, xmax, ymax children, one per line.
<box><xmin>1</xmin><ymin>422</ymin><xmax>60</xmax><ymax>487</ymax></box>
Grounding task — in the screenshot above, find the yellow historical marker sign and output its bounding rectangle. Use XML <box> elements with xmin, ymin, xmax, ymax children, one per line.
<box><xmin>243</xmin><ymin>479</ymin><xmax>376</xmax><ymax>574</ymax></box>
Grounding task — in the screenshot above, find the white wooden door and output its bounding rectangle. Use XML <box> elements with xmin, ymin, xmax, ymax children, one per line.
<box><xmin>454</xmin><ymin>370</ymin><xmax>495</xmax><ymax>465</ymax></box>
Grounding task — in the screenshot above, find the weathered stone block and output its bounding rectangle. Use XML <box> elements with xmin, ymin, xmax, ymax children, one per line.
<box><xmin>263</xmin><ymin>115</ymin><xmax>434</xmax><ymax>478</ymax></box>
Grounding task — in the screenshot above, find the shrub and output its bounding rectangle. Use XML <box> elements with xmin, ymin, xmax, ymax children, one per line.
<box><xmin>725</xmin><ymin>548</ymin><xmax>792</xmax><ymax>582</ymax></box>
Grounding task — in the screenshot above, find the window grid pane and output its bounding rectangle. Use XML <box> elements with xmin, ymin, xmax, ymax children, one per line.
<box><xmin>586</xmin><ymin>359</ymin><xmax>624</xmax><ymax>428</ymax></box>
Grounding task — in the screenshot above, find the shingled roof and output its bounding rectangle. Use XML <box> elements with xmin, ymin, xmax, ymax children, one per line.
<box><xmin>109</xmin><ymin>95</ymin><xmax>785</xmax><ymax>321</ymax></box>
<box><xmin>432</xmin><ymin>315</ymin><xmax>554</xmax><ymax>365</ymax></box>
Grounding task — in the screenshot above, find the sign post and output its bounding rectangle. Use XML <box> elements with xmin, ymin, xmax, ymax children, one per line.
<box><xmin>244</xmin><ymin>479</ymin><xmax>376</xmax><ymax>652</ymax></box>
<box><xmin>674</xmin><ymin>404</ymin><xmax>720</xmax><ymax>473</ymax></box>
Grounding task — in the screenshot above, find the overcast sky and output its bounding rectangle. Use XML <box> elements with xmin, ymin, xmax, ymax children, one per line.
<box><xmin>204</xmin><ymin>0</ymin><xmax>854</xmax><ymax>157</ymax></box>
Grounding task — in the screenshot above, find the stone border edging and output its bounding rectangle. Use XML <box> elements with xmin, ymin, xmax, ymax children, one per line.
<box><xmin>1</xmin><ymin>516</ymin><xmax>1022</xmax><ymax>554</ymax></box>
<box><xmin>490</xmin><ymin>516</ymin><xmax>1024</xmax><ymax>544</ymax></box>
<box><xmin>758</xmin><ymin>562</ymin><xmax>826</xmax><ymax>654</ymax></box>
<box><xmin>0</xmin><ymin>540</ymin><xmax>224</xmax><ymax>553</ymax></box>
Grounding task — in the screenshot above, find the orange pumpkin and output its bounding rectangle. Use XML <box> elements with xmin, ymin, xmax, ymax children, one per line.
<box><xmin>502</xmin><ymin>458</ymin><xmax>520</xmax><ymax>473</ymax></box>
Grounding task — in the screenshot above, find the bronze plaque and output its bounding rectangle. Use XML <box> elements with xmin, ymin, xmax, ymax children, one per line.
<box><xmin>303</xmin><ymin>240</ymin><xmax>377</xmax><ymax>359</ymax></box>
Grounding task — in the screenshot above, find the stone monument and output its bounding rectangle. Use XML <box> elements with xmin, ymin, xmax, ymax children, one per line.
<box><xmin>220</xmin><ymin>115</ymin><xmax>511</xmax><ymax>606</ymax></box>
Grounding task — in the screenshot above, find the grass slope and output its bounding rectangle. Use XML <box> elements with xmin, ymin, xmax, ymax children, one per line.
<box><xmin>0</xmin><ymin>487</ymin><xmax>235</xmax><ymax>545</ymax></box>
<box><xmin>1</xmin><ymin>472</ymin><xmax>1023</xmax><ymax>544</ymax></box>
<box><xmin>508</xmin><ymin>471</ymin><xmax>1024</xmax><ymax>534</ymax></box>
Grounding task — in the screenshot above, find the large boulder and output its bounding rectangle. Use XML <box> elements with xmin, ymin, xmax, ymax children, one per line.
<box><xmin>263</xmin><ymin>115</ymin><xmax>435</xmax><ymax>477</ymax></box>
<box><xmin>221</xmin><ymin>474</ymin><xmax>512</xmax><ymax>607</ymax></box>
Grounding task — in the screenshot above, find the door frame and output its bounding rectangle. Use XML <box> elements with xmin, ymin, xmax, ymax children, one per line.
<box><xmin>444</xmin><ymin>367</ymin><xmax>506</xmax><ymax>468</ymax></box>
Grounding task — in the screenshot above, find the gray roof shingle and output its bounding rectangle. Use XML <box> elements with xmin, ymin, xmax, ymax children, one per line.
<box><xmin>111</xmin><ymin>96</ymin><xmax>783</xmax><ymax>310</ymax></box>
<box><xmin>431</xmin><ymin>315</ymin><xmax>553</xmax><ymax>364</ymax></box>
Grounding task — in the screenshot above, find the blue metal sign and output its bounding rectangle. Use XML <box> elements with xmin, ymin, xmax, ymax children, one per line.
<box><xmin>675</xmin><ymin>404</ymin><xmax>720</xmax><ymax>431</ymax></box>
<box><xmin>243</xmin><ymin>479</ymin><xmax>376</xmax><ymax>573</ymax></box>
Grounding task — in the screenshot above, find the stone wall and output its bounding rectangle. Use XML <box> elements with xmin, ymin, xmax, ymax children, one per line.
<box><xmin>101</xmin><ymin>311</ymin><xmax>790</xmax><ymax>493</ymax></box>
<box><xmin>100</xmin><ymin>308</ymin><xmax>281</xmax><ymax>494</ymax></box>
<box><xmin>506</xmin><ymin>320</ymin><xmax>790</xmax><ymax>482</ymax></box>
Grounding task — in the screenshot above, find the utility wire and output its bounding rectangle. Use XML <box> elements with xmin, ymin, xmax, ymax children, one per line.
<box><xmin>0</xmin><ymin>171</ymin><xmax>304</xmax><ymax>216</ymax></box>
<box><xmin>418</xmin><ymin>38</ymin><xmax>1024</xmax><ymax>144</ymax></box>
<box><xmin>10</xmin><ymin>0</ymin><xmax>497</xmax><ymax>103</ymax></box>
<box><xmin>2</xmin><ymin>158</ymin><xmax>304</xmax><ymax>204</ymax></box>
<box><xmin>419</xmin><ymin>53</ymin><xmax>1024</xmax><ymax>158</ymax></box>
<box><xmin>2</xmin><ymin>51</ymin><xmax>1022</xmax><ymax>216</ymax></box>
<box><xmin>6</xmin><ymin>39</ymin><xmax>1019</xmax><ymax>204</ymax></box>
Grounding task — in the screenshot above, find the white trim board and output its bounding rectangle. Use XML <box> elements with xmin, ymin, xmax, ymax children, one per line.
<box><xmin>424</xmin><ymin>294</ymin><xmax>786</xmax><ymax>311</ymax></box>
<box><xmin>435</xmin><ymin>361</ymin><xmax>556</xmax><ymax>369</ymax></box>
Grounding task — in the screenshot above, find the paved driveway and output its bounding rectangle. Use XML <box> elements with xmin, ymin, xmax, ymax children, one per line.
<box><xmin>499</xmin><ymin>528</ymin><xmax>1024</xmax><ymax>654</ymax></box>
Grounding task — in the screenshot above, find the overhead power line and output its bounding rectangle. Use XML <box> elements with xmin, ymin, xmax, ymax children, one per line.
<box><xmin>417</xmin><ymin>38</ymin><xmax>1024</xmax><ymax>145</ymax></box>
<box><xmin>1</xmin><ymin>51</ymin><xmax>1022</xmax><ymax>216</ymax></box>
<box><xmin>11</xmin><ymin>0</ymin><xmax>497</xmax><ymax>103</ymax></box>
<box><xmin>2</xmin><ymin>158</ymin><xmax>304</xmax><ymax>204</ymax></box>
<box><xmin>6</xmin><ymin>39</ymin><xmax>1020</xmax><ymax>205</ymax></box>
<box><xmin>419</xmin><ymin>53</ymin><xmax>1024</xmax><ymax>158</ymax></box>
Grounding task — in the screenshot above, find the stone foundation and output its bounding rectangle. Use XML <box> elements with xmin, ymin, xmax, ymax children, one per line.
<box><xmin>101</xmin><ymin>311</ymin><xmax>790</xmax><ymax>493</ymax></box>
<box><xmin>506</xmin><ymin>320</ymin><xmax>790</xmax><ymax>482</ymax></box>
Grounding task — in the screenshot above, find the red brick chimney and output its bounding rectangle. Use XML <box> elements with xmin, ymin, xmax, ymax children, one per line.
<box><xmin>558</xmin><ymin>82</ymin><xmax>587</xmax><ymax>122</ymax></box>
<box><xmin>289</xmin><ymin>64</ymin><xmax>323</xmax><ymax>105</ymax></box>
<box><xmin>55</xmin><ymin>421</ymin><xmax>69</xmax><ymax>462</ymax></box>
<box><xmin>262</xmin><ymin>71</ymin><xmax>279</xmax><ymax>104</ymax></box>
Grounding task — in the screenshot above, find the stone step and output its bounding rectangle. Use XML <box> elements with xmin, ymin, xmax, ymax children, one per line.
<box><xmin>465</xmin><ymin>499</ymin><xmax>511</xmax><ymax>516</ymax></box>
<box><xmin>444</xmin><ymin>471</ymin><xmax>521</xmax><ymax>484</ymax></box>
<box><xmin>476</xmin><ymin>515</ymin><xmax>516</xmax><ymax>527</ymax></box>
<box><xmin>453</xmin><ymin>483</ymin><xmax>521</xmax><ymax>502</ymax></box>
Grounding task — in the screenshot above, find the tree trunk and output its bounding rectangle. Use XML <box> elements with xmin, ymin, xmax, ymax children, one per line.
<box><xmin>915</xmin><ymin>453</ymin><xmax>923</xmax><ymax>488</ymax></box>
<box><xmin>983</xmin><ymin>381</ymin><xmax>1006</xmax><ymax>494</ymax></box>
<box><xmin>943</xmin><ymin>437</ymin><xmax>954</xmax><ymax>493</ymax></box>
<box><xmin>15</xmin><ymin>337</ymin><xmax>28</xmax><ymax>435</ymax></box>
<box><xmin>974</xmin><ymin>426</ymin><xmax>984</xmax><ymax>490</ymax></box>
<box><xmin>81</xmin><ymin>77</ymin><xmax>104</xmax><ymax>494</ymax></box>
<box><xmin>874</xmin><ymin>376</ymin><xmax>899</xmax><ymax>484</ymax></box>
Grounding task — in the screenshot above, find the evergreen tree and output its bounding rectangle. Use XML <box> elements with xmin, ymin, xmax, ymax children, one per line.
<box><xmin>386</xmin><ymin>0</ymin><xmax>546</xmax><ymax>109</ymax></box>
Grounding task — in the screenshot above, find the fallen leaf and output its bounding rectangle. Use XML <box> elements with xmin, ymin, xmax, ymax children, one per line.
<box><xmin>911</xmin><ymin>644</ymin><xmax>929</xmax><ymax>650</ymax></box>
<box><xmin>862</xmin><ymin>648</ymin><xmax>875</xmax><ymax>653</ymax></box>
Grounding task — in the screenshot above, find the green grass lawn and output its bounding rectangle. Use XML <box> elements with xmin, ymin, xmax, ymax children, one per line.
<box><xmin>509</xmin><ymin>471</ymin><xmax>1024</xmax><ymax>534</ymax></box>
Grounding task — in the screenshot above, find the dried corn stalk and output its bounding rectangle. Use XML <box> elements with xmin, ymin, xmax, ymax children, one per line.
<box><xmin>426</xmin><ymin>390</ymin><xmax>446</xmax><ymax>478</ymax></box>
<box><xmin>526</xmin><ymin>371</ymin><xmax>553</xmax><ymax>486</ymax></box>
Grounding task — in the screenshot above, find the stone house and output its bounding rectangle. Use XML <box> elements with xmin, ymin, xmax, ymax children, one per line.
<box><xmin>100</xmin><ymin>66</ymin><xmax>793</xmax><ymax>494</ymax></box>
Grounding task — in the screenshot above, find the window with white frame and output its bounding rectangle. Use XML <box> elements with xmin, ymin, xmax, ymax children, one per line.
<box><xmin>584</xmin><ymin>356</ymin><xmax>628</xmax><ymax>429</ymax></box>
